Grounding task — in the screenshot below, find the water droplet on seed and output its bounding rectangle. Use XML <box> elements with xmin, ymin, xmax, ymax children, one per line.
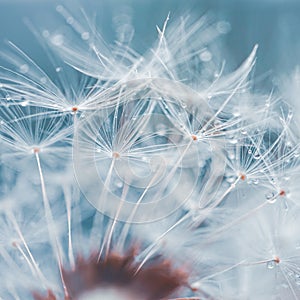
<box><xmin>67</xmin><ymin>17</ymin><xmax>74</xmax><ymax>24</ymax></box>
<box><xmin>267</xmin><ymin>261</ymin><xmax>275</xmax><ymax>269</ymax></box>
<box><xmin>51</xmin><ymin>34</ymin><xmax>64</xmax><ymax>46</ymax></box>
<box><xmin>81</xmin><ymin>32</ymin><xmax>90</xmax><ymax>40</ymax></box>
<box><xmin>216</xmin><ymin>21</ymin><xmax>231</xmax><ymax>34</ymax></box>
<box><xmin>265</xmin><ymin>192</ymin><xmax>275</xmax><ymax>200</ymax></box>
<box><xmin>200</xmin><ymin>50</ymin><xmax>212</xmax><ymax>62</ymax></box>
<box><xmin>19</xmin><ymin>64</ymin><xmax>29</xmax><ymax>74</ymax></box>
<box><xmin>42</xmin><ymin>30</ymin><xmax>50</xmax><ymax>38</ymax></box>
<box><xmin>253</xmin><ymin>151</ymin><xmax>260</xmax><ymax>159</ymax></box>
<box><xmin>56</xmin><ymin>5</ymin><xmax>63</xmax><ymax>12</ymax></box>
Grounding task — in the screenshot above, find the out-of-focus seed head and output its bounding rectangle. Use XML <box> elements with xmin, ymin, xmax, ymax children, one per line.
<box><xmin>33</xmin><ymin>249</ymin><xmax>190</xmax><ymax>300</ymax></box>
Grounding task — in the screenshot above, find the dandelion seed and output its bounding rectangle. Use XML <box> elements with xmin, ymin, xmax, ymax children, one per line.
<box><xmin>191</xmin><ymin>134</ymin><xmax>198</xmax><ymax>141</ymax></box>
<box><xmin>0</xmin><ymin>4</ymin><xmax>300</xmax><ymax>300</ymax></box>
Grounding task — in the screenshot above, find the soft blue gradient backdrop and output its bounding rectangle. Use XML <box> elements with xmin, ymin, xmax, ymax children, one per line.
<box><xmin>0</xmin><ymin>0</ymin><xmax>299</xmax><ymax>80</ymax></box>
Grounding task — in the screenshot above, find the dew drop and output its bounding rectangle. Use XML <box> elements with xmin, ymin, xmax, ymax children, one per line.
<box><xmin>67</xmin><ymin>17</ymin><xmax>74</xmax><ymax>24</ymax></box>
<box><xmin>81</xmin><ymin>32</ymin><xmax>90</xmax><ymax>40</ymax></box>
<box><xmin>19</xmin><ymin>64</ymin><xmax>29</xmax><ymax>74</ymax></box>
<box><xmin>51</xmin><ymin>34</ymin><xmax>64</xmax><ymax>46</ymax></box>
<box><xmin>228</xmin><ymin>152</ymin><xmax>235</xmax><ymax>160</ymax></box>
<box><xmin>233</xmin><ymin>110</ymin><xmax>240</xmax><ymax>117</ymax></box>
<box><xmin>114</xmin><ymin>179</ymin><xmax>123</xmax><ymax>188</ymax></box>
<box><xmin>198</xmin><ymin>159</ymin><xmax>204</xmax><ymax>167</ymax></box>
<box><xmin>181</xmin><ymin>102</ymin><xmax>187</xmax><ymax>109</ymax></box>
<box><xmin>253</xmin><ymin>151</ymin><xmax>260</xmax><ymax>159</ymax></box>
<box><xmin>42</xmin><ymin>30</ymin><xmax>50</xmax><ymax>38</ymax></box>
<box><xmin>295</xmin><ymin>275</ymin><xmax>300</xmax><ymax>286</ymax></box>
<box><xmin>269</xmin><ymin>179</ymin><xmax>275</xmax><ymax>185</ymax></box>
<box><xmin>56</xmin><ymin>5</ymin><xmax>63</xmax><ymax>12</ymax></box>
<box><xmin>216</xmin><ymin>21</ymin><xmax>231</xmax><ymax>34</ymax></box>
<box><xmin>200</xmin><ymin>50</ymin><xmax>212</xmax><ymax>62</ymax></box>
<box><xmin>268</xmin><ymin>198</ymin><xmax>277</xmax><ymax>204</ymax></box>
<box><xmin>157</xmin><ymin>130</ymin><xmax>166</xmax><ymax>136</ymax></box>
<box><xmin>265</xmin><ymin>192</ymin><xmax>275</xmax><ymax>200</ymax></box>
<box><xmin>226</xmin><ymin>176</ymin><xmax>236</xmax><ymax>183</ymax></box>
<box><xmin>56</xmin><ymin>67</ymin><xmax>62</xmax><ymax>72</ymax></box>
<box><xmin>267</xmin><ymin>261</ymin><xmax>275</xmax><ymax>269</ymax></box>
<box><xmin>20</xmin><ymin>100</ymin><xmax>29</xmax><ymax>107</ymax></box>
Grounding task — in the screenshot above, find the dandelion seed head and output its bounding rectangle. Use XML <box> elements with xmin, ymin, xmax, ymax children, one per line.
<box><xmin>112</xmin><ymin>151</ymin><xmax>120</xmax><ymax>159</ymax></box>
<box><xmin>191</xmin><ymin>134</ymin><xmax>198</xmax><ymax>141</ymax></box>
<box><xmin>32</xmin><ymin>147</ymin><xmax>40</xmax><ymax>154</ymax></box>
<box><xmin>48</xmin><ymin>249</ymin><xmax>189</xmax><ymax>300</ymax></box>
<box><xmin>11</xmin><ymin>240</ymin><xmax>19</xmax><ymax>248</ymax></box>
<box><xmin>240</xmin><ymin>173</ymin><xmax>246</xmax><ymax>181</ymax></box>
<box><xmin>0</xmin><ymin>4</ymin><xmax>300</xmax><ymax>300</ymax></box>
<box><xmin>279</xmin><ymin>189</ymin><xmax>286</xmax><ymax>197</ymax></box>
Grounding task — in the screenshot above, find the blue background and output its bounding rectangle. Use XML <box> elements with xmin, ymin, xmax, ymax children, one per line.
<box><xmin>0</xmin><ymin>0</ymin><xmax>299</xmax><ymax>83</ymax></box>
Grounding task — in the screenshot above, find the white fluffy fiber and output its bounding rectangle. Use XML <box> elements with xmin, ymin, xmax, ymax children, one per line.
<box><xmin>0</xmin><ymin>3</ymin><xmax>300</xmax><ymax>300</ymax></box>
